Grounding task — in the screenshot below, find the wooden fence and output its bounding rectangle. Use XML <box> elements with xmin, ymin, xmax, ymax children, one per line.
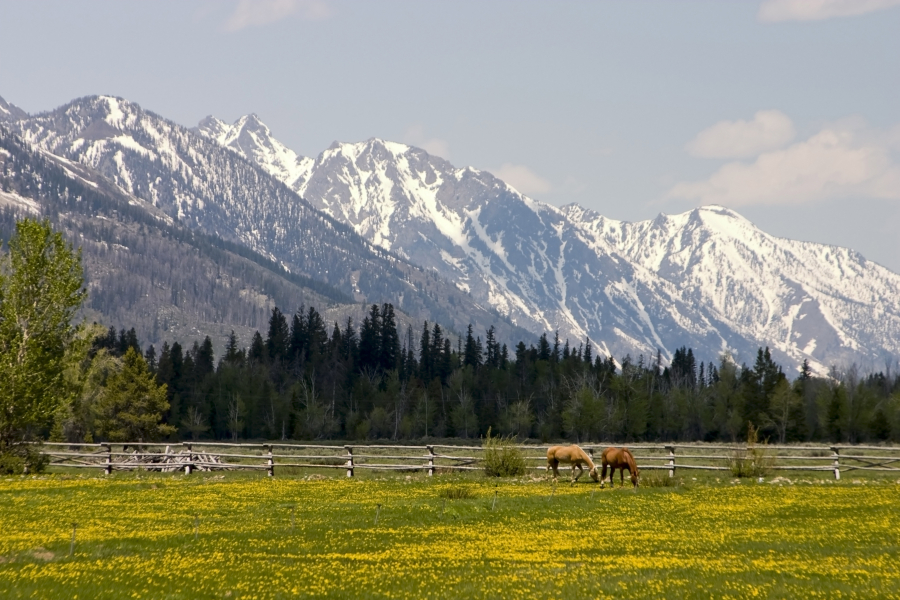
<box><xmin>34</xmin><ymin>442</ymin><xmax>900</xmax><ymax>480</ymax></box>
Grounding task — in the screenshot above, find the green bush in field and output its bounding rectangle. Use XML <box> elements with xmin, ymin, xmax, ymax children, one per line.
<box><xmin>730</xmin><ymin>423</ymin><xmax>775</xmax><ymax>477</ymax></box>
<box><xmin>438</xmin><ymin>485</ymin><xmax>477</xmax><ymax>500</ymax></box>
<box><xmin>482</xmin><ymin>427</ymin><xmax>526</xmax><ymax>477</ymax></box>
<box><xmin>0</xmin><ymin>442</ymin><xmax>49</xmax><ymax>475</ymax></box>
<box><xmin>639</xmin><ymin>471</ymin><xmax>681</xmax><ymax>487</ymax></box>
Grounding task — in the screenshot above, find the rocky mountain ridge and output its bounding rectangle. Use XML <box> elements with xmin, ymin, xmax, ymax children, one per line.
<box><xmin>197</xmin><ymin>112</ymin><xmax>900</xmax><ymax>372</ymax></box>
<box><xmin>3</xmin><ymin>95</ymin><xmax>533</xmax><ymax>348</ymax></box>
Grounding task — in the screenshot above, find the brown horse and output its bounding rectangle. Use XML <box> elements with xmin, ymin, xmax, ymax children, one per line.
<box><xmin>547</xmin><ymin>445</ymin><xmax>600</xmax><ymax>484</ymax></box>
<box><xmin>600</xmin><ymin>447</ymin><xmax>639</xmax><ymax>488</ymax></box>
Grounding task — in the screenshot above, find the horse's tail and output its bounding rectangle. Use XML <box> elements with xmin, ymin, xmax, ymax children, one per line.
<box><xmin>600</xmin><ymin>446</ymin><xmax>612</xmax><ymax>466</ymax></box>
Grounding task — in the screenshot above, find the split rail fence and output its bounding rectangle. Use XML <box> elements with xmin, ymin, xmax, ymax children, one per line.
<box><xmin>35</xmin><ymin>442</ymin><xmax>900</xmax><ymax>480</ymax></box>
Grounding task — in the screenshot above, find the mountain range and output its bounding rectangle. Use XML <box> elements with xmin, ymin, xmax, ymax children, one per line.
<box><xmin>196</xmin><ymin>112</ymin><xmax>900</xmax><ymax>372</ymax></box>
<box><xmin>2</xmin><ymin>93</ymin><xmax>899</xmax><ymax>372</ymax></box>
<box><xmin>1</xmin><ymin>95</ymin><xmax>530</xmax><ymax>351</ymax></box>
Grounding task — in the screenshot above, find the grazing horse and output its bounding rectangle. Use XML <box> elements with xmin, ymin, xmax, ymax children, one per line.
<box><xmin>546</xmin><ymin>445</ymin><xmax>600</xmax><ymax>484</ymax></box>
<box><xmin>601</xmin><ymin>447</ymin><xmax>639</xmax><ymax>488</ymax></box>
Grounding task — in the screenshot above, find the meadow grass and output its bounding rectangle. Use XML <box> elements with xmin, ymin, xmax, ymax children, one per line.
<box><xmin>1</xmin><ymin>470</ymin><xmax>898</xmax><ymax>599</ymax></box>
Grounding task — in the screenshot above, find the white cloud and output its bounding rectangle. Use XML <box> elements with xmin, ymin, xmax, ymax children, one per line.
<box><xmin>492</xmin><ymin>163</ymin><xmax>552</xmax><ymax>196</ymax></box>
<box><xmin>402</xmin><ymin>124</ymin><xmax>450</xmax><ymax>159</ymax></box>
<box><xmin>223</xmin><ymin>0</ymin><xmax>332</xmax><ymax>33</ymax></box>
<box><xmin>669</xmin><ymin>120</ymin><xmax>900</xmax><ymax>207</ymax></box>
<box><xmin>758</xmin><ymin>0</ymin><xmax>900</xmax><ymax>22</ymax></box>
<box><xmin>687</xmin><ymin>110</ymin><xmax>796</xmax><ymax>159</ymax></box>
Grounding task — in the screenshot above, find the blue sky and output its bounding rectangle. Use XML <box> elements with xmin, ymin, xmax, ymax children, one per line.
<box><xmin>1</xmin><ymin>0</ymin><xmax>898</xmax><ymax>270</ymax></box>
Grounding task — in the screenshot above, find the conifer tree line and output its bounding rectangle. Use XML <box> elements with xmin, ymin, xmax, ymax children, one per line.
<box><xmin>2</xmin><ymin>217</ymin><xmax>899</xmax><ymax>451</ymax></box>
<box><xmin>70</xmin><ymin>304</ymin><xmax>900</xmax><ymax>444</ymax></box>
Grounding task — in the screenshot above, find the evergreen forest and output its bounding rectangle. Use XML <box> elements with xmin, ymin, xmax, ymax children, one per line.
<box><xmin>62</xmin><ymin>303</ymin><xmax>900</xmax><ymax>445</ymax></box>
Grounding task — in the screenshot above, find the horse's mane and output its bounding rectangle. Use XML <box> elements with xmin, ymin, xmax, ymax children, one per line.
<box><xmin>623</xmin><ymin>448</ymin><xmax>638</xmax><ymax>473</ymax></box>
<box><xmin>581</xmin><ymin>447</ymin><xmax>597</xmax><ymax>471</ymax></box>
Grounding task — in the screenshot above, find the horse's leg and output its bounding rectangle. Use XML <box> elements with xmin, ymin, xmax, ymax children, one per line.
<box><xmin>549</xmin><ymin>458</ymin><xmax>559</xmax><ymax>480</ymax></box>
<box><xmin>619</xmin><ymin>466</ymin><xmax>625</xmax><ymax>486</ymax></box>
<box><xmin>572</xmin><ymin>464</ymin><xmax>582</xmax><ymax>484</ymax></box>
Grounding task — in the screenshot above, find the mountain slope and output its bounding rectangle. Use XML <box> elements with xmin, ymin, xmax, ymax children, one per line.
<box><xmin>0</xmin><ymin>95</ymin><xmax>27</xmax><ymax>122</ymax></box>
<box><xmin>203</xmin><ymin>114</ymin><xmax>900</xmax><ymax>370</ymax></box>
<box><xmin>0</xmin><ymin>123</ymin><xmax>359</xmax><ymax>354</ymax></box>
<box><xmin>564</xmin><ymin>204</ymin><xmax>900</xmax><ymax>370</ymax></box>
<box><xmin>9</xmin><ymin>96</ymin><xmax>532</xmax><ymax>345</ymax></box>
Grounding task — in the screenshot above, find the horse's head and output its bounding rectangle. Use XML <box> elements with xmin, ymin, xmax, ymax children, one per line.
<box><xmin>631</xmin><ymin>468</ymin><xmax>640</xmax><ymax>487</ymax></box>
<box><xmin>589</xmin><ymin>466</ymin><xmax>600</xmax><ymax>482</ymax></box>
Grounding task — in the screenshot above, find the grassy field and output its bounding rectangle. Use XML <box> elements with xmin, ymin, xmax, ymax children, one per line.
<box><xmin>1</xmin><ymin>470</ymin><xmax>898</xmax><ymax>599</ymax></box>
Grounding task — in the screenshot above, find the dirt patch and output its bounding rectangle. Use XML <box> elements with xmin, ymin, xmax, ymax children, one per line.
<box><xmin>31</xmin><ymin>547</ymin><xmax>55</xmax><ymax>561</ymax></box>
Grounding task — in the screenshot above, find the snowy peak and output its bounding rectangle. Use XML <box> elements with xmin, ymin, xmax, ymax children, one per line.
<box><xmin>195</xmin><ymin>113</ymin><xmax>314</xmax><ymax>188</ymax></box>
<box><xmin>567</xmin><ymin>203</ymin><xmax>900</xmax><ymax>370</ymax></box>
<box><xmin>196</xmin><ymin>115</ymin><xmax>229</xmax><ymax>143</ymax></box>
<box><xmin>0</xmin><ymin>95</ymin><xmax>28</xmax><ymax>122</ymax></box>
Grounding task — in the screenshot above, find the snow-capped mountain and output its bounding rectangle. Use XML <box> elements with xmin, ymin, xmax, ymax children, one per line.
<box><xmin>0</xmin><ymin>95</ymin><xmax>27</xmax><ymax>122</ymax></box>
<box><xmin>195</xmin><ymin>114</ymin><xmax>314</xmax><ymax>189</ymax></box>
<box><xmin>565</xmin><ymin>204</ymin><xmax>900</xmax><ymax>370</ymax></box>
<box><xmin>9</xmin><ymin>96</ymin><xmax>533</xmax><ymax>344</ymax></box>
<box><xmin>201</xmin><ymin>113</ymin><xmax>900</xmax><ymax>371</ymax></box>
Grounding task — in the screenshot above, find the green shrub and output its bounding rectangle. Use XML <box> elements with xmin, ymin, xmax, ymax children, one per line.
<box><xmin>438</xmin><ymin>485</ymin><xmax>476</xmax><ymax>500</ymax></box>
<box><xmin>639</xmin><ymin>471</ymin><xmax>681</xmax><ymax>487</ymax></box>
<box><xmin>729</xmin><ymin>423</ymin><xmax>775</xmax><ymax>478</ymax></box>
<box><xmin>0</xmin><ymin>443</ymin><xmax>49</xmax><ymax>475</ymax></box>
<box><xmin>482</xmin><ymin>427</ymin><xmax>526</xmax><ymax>477</ymax></box>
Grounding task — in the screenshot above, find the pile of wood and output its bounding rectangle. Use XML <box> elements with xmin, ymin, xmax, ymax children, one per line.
<box><xmin>122</xmin><ymin>446</ymin><xmax>229</xmax><ymax>472</ymax></box>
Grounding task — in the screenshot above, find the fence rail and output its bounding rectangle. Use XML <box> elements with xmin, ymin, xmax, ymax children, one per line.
<box><xmin>31</xmin><ymin>442</ymin><xmax>900</xmax><ymax>480</ymax></box>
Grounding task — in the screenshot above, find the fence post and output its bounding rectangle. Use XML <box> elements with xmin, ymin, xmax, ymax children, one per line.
<box><xmin>265</xmin><ymin>444</ymin><xmax>274</xmax><ymax>477</ymax></box>
<box><xmin>666</xmin><ymin>445</ymin><xmax>676</xmax><ymax>478</ymax></box>
<box><xmin>103</xmin><ymin>443</ymin><xmax>111</xmax><ymax>476</ymax></box>
<box><xmin>831</xmin><ymin>446</ymin><xmax>841</xmax><ymax>481</ymax></box>
<box><xmin>345</xmin><ymin>445</ymin><xmax>354</xmax><ymax>478</ymax></box>
<box><xmin>183</xmin><ymin>442</ymin><xmax>193</xmax><ymax>475</ymax></box>
<box><xmin>427</xmin><ymin>445</ymin><xmax>435</xmax><ymax>477</ymax></box>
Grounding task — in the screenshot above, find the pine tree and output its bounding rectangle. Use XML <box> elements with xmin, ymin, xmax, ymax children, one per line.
<box><xmin>248</xmin><ymin>331</ymin><xmax>266</xmax><ymax>364</ymax></box>
<box><xmin>266</xmin><ymin>307</ymin><xmax>289</xmax><ymax>362</ymax></box>
<box><xmin>93</xmin><ymin>348</ymin><xmax>175</xmax><ymax>442</ymax></box>
<box><xmin>419</xmin><ymin>321</ymin><xmax>431</xmax><ymax>381</ymax></box>
<box><xmin>538</xmin><ymin>333</ymin><xmax>551</xmax><ymax>362</ymax></box>
<box><xmin>342</xmin><ymin>317</ymin><xmax>358</xmax><ymax>365</ymax></box>
<box><xmin>463</xmin><ymin>324</ymin><xmax>482</xmax><ymax>369</ymax></box>
<box><xmin>552</xmin><ymin>331</ymin><xmax>561</xmax><ymax>363</ymax></box>
<box><xmin>289</xmin><ymin>311</ymin><xmax>306</xmax><ymax>363</ymax></box>
<box><xmin>194</xmin><ymin>336</ymin><xmax>215</xmax><ymax>380</ymax></box>
<box><xmin>380</xmin><ymin>303</ymin><xmax>400</xmax><ymax>372</ymax></box>
<box><xmin>359</xmin><ymin>304</ymin><xmax>382</xmax><ymax>373</ymax></box>
<box><xmin>224</xmin><ymin>331</ymin><xmax>242</xmax><ymax>365</ymax></box>
<box><xmin>485</xmin><ymin>326</ymin><xmax>498</xmax><ymax>368</ymax></box>
<box><xmin>144</xmin><ymin>345</ymin><xmax>157</xmax><ymax>374</ymax></box>
<box><xmin>430</xmin><ymin>323</ymin><xmax>444</xmax><ymax>380</ymax></box>
<box><xmin>305</xmin><ymin>306</ymin><xmax>328</xmax><ymax>364</ymax></box>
